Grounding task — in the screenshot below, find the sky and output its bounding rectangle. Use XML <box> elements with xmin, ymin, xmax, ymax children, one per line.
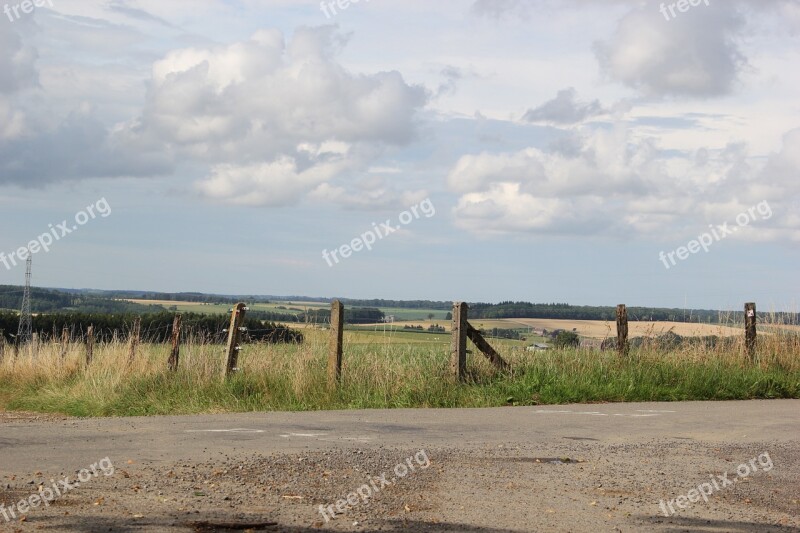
<box><xmin>0</xmin><ymin>0</ymin><xmax>799</xmax><ymax>310</ymax></box>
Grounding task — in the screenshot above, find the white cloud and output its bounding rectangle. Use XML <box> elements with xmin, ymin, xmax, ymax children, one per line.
<box><xmin>522</xmin><ymin>88</ymin><xmax>606</xmax><ymax>124</ymax></box>
<box><xmin>196</xmin><ymin>155</ymin><xmax>349</xmax><ymax>207</ymax></box>
<box><xmin>448</xmin><ymin>122</ymin><xmax>800</xmax><ymax>240</ymax></box>
<box><xmin>0</xmin><ymin>29</ymin><xmax>38</xmax><ymax>95</ymax></box>
<box><xmin>141</xmin><ymin>26</ymin><xmax>427</xmax><ymax>162</ymax></box>
<box><xmin>594</xmin><ymin>3</ymin><xmax>746</xmax><ymax>98</ymax></box>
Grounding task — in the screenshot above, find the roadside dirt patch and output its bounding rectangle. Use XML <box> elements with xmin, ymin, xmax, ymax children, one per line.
<box><xmin>0</xmin><ymin>442</ymin><xmax>796</xmax><ymax>531</ymax></box>
<box><xmin>0</xmin><ymin>411</ymin><xmax>72</xmax><ymax>424</ymax></box>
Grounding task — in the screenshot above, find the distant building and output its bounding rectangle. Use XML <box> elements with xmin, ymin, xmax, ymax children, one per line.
<box><xmin>526</xmin><ymin>343</ymin><xmax>550</xmax><ymax>352</ymax></box>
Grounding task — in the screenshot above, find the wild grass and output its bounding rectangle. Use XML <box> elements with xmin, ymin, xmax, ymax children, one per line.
<box><xmin>0</xmin><ymin>326</ymin><xmax>797</xmax><ymax>417</ymax></box>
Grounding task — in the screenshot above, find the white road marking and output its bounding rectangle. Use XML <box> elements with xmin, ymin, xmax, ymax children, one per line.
<box><xmin>279</xmin><ymin>432</ymin><xmax>329</xmax><ymax>438</ymax></box>
<box><xmin>322</xmin><ymin>436</ymin><xmax>374</xmax><ymax>443</ymax></box>
<box><xmin>532</xmin><ymin>410</ymin><xmax>607</xmax><ymax>416</ymax></box>
<box><xmin>532</xmin><ymin>409</ymin><xmax>673</xmax><ymax>418</ymax></box>
<box><xmin>186</xmin><ymin>428</ymin><xmax>265</xmax><ymax>433</ymax></box>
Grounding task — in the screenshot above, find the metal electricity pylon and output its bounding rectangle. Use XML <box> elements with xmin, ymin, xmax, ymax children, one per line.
<box><xmin>16</xmin><ymin>255</ymin><xmax>32</xmax><ymax>344</ymax></box>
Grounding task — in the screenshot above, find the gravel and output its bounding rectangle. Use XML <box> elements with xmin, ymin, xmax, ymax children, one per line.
<box><xmin>1</xmin><ymin>440</ymin><xmax>797</xmax><ymax>532</ymax></box>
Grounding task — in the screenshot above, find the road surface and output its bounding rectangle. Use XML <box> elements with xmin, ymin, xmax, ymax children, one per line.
<box><xmin>1</xmin><ymin>400</ymin><xmax>798</xmax><ymax>531</ymax></box>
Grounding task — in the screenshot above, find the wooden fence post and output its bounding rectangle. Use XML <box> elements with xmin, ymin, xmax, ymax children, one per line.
<box><xmin>745</xmin><ymin>302</ymin><xmax>757</xmax><ymax>361</ymax></box>
<box><xmin>225</xmin><ymin>303</ymin><xmax>247</xmax><ymax>377</ymax></box>
<box><xmin>451</xmin><ymin>302</ymin><xmax>468</xmax><ymax>382</ymax></box>
<box><xmin>85</xmin><ymin>325</ymin><xmax>94</xmax><ymax>367</ymax></box>
<box><xmin>328</xmin><ymin>300</ymin><xmax>344</xmax><ymax>389</ymax></box>
<box><xmin>128</xmin><ymin>317</ymin><xmax>141</xmax><ymax>364</ymax></box>
<box><xmin>616</xmin><ymin>304</ymin><xmax>629</xmax><ymax>357</ymax></box>
<box><xmin>466</xmin><ymin>324</ymin><xmax>510</xmax><ymax>371</ymax></box>
<box><xmin>0</xmin><ymin>330</ymin><xmax>4</xmax><ymax>364</ymax></box>
<box><xmin>168</xmin><ymin>314</ymin><xmax>182</xmax><ymax>372</ymax></box>
<box><xmin>60</xmin><ymin>326</ymin><xmax>69</xmax><ymax>361</ymax></box>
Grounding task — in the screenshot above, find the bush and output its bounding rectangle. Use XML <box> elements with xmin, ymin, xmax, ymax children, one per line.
<box><xmin>554</xmin><ymin>331</ymin><xmax>580</xmax><ymax>348</ymax></box>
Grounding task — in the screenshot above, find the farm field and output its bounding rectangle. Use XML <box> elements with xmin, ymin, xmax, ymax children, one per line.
<box><xmin>123</xmin><ymin>299</ymin><xmax>757</xmax><ymax>341</ymax></box>
<box><xmin>474</xmin><ymin>318</ymin><xmax>743</xmax><ymax>339</ymax></box>
<box><xmin>357</xmin><ymin>317</ymin><xmax>744</xmax><ymax>340</ymax></box>
<box><xmin>124</xmin><ymin>299</ymin><xmax>448</xmax><ymax>321</ymax></box>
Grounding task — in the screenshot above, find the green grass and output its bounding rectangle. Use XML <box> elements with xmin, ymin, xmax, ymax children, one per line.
<box><xmin>1</xmin><ymin>329</ymin><xmax>798</xmax><ymax>417</ymax></box>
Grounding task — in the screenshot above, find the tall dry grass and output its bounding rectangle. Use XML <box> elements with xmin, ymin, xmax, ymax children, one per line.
<box><xmin>0</xmin><ymin>325</ymin><xmax>797</xmax><ymax>416</ymax></box>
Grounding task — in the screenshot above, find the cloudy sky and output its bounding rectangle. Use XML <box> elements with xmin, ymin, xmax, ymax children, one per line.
<box><xmin>1</xmin><ymin>0</ymin><xmax>799</xmax><ymax>309</ymax></box>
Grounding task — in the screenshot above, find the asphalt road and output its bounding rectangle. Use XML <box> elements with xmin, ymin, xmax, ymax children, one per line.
<box><xmin>1</xmin><ymin>400</ymin><xmax>798</xmax><ymax>532</ymax></box>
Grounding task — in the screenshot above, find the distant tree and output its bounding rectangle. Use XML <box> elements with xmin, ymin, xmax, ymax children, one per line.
<box><xmin>427</xmin><ymin>313</ymin><xmax>435</xmax><ymax>321</ymax></box>
<box><xmin>445</xmin><ymin>312</ymin><xmax>452</xmax><ymax>320</ymax></box>
<box><xmin>554</xmin><ymin>331</ymin><xmax>580</xmax><ymax>348</ymax></box>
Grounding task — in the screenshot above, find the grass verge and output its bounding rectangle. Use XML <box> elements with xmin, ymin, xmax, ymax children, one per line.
<box><xmin>0</xmin><ymin>330</ymin><xmax>797</xmax><ymax>417</ymax></box>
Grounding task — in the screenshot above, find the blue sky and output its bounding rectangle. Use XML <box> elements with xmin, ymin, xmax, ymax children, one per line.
<box><xmin>0</xmin><ymin>0</ymin><xmax>799</xmax><ymax>310</ymax></box>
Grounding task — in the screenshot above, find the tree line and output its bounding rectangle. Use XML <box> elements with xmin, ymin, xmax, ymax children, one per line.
<box><xmin>0</xmin><ymin>312</ymin><xmax>303</xmax><ymax>344</ymax></box>
<box><xmin>467</xmin><ymin>301</ymin><xmax>799</xmax><ymax>323</ymax></box>
<box><xmin>0</xmin><ymin>286</ymin><xmax>165</xmax><ymax>314</ymax></box>
<box><xmin>297</xmin><ymin>307</ymin><xmax>385</xmax><ymax>324</ymax></box>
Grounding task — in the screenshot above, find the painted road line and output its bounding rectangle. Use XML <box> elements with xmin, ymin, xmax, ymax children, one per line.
<box><xmin>186</xmin><ymin>428</ymin><xmax>265</xmax><ymax>433</ymax></box>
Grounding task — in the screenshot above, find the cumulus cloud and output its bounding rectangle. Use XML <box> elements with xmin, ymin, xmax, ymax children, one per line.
<box><xmin>138</xmin><ymin>26</ymin><xmax>428</xmax><ymax>206</ymax></box>
<box><xmin>0</xmin><ymin>26</ymin><xmax>38</xmax><ymax>94</ymax></box>
<box><xmin>522</xmin><ymin>88</ymin><xmax>606</xmax><ymax>125</ymax></box>
<box><xmin>448</xmin><ymin>124</ymin><xmax>800</xmax><ymax>240</ymax></box>
<box><xmin>0</xmin><ymin>23</ymin><xmax>428</xmax><ymax>196</ymax></box>
<box><xmin>196</xmin><ymin>156</ymin><xmax>347</xmax><ymax>207</ymax></box>
<box><xmin>142</xmin><ymin>27</ymin><xmax>426</xmax><ymax>161</ymax></box>
<box><xmin>471</xmin><ymin>0</ymin><xmax>532</xmax><ymax>19</ymax></box>
<box><xmin>594</xmin><ymin>4</ymin><xmax>746</xmax><ymax>98</ymax></box>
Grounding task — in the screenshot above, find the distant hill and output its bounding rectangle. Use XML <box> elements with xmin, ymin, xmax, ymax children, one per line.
<box><xmin>0</xmin><ymin>286</ymin><xmax>165</xmax><ymax>315</ymax></box>
<box><xmin>7</xmin><ymin>287</ymin><xmax>795</xmax><ymax>324</ymax></box>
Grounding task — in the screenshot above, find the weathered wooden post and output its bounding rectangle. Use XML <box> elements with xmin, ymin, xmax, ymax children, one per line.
<box><xmin>0</xmin><ymin>330</ymin><xmax>5</xmax><ymax>363</ymax></box>
<box><xmin>128</xmin><ymin>317</ymin><xmax>141</xmax><ymax>364</ymax></box>
<box><xmin>616</xmin><ymin>304</ymin><xmax>629</xmax><ymax>357</ymax></box>
<box><xmin>60</xmin><ymin>326</ymin><xmax>69</xmax><ymax>361</ymax></box>
<box><xmin>85</xmin><ymin>325</ymin><xmax>94</xmax><ymax>367</ymax></box>
<box><xmin>451</xmin><ymin>302</ymin><xmax>468</xmax><ymax>382</ymax></box>
<box><xmin>225</xmin><ymin>303</ymin><xmax>247</xmax><ymax>377</ymax></box>
<box><xmin>466</xmin><ymin>324</ymin><xmax>511</xmax><ymax>372</ymax></box>
<box><xmin>745</xmin><ymin>302</ymin><xmax>757</xmax><ymax>361</ymax></box>
<box><xmin>168</xmin><ymin>314</ymin><xmax>182</xmax><ymax>372</ymax></box>
<box><xmin>328</xmin><ymin>300</ymin><xmax>344</xmax><ymax>390</ymax></box>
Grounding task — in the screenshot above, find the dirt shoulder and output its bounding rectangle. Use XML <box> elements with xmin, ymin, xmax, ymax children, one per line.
<box><xmin>0</xmin><ymin>410</ymin><xmax>72</xmax><ymax>424</ymax></box>
<box><xmin>1</xmin><ymin>441</ymin><xmax>797</xmax><ymax>532</ymax></box>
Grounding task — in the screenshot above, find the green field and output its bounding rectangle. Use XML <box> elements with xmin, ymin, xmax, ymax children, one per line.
<box><xmin>135</xmin><ymin>300</ymin><xmax>447</xmax><ymax>321</ymax></box>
